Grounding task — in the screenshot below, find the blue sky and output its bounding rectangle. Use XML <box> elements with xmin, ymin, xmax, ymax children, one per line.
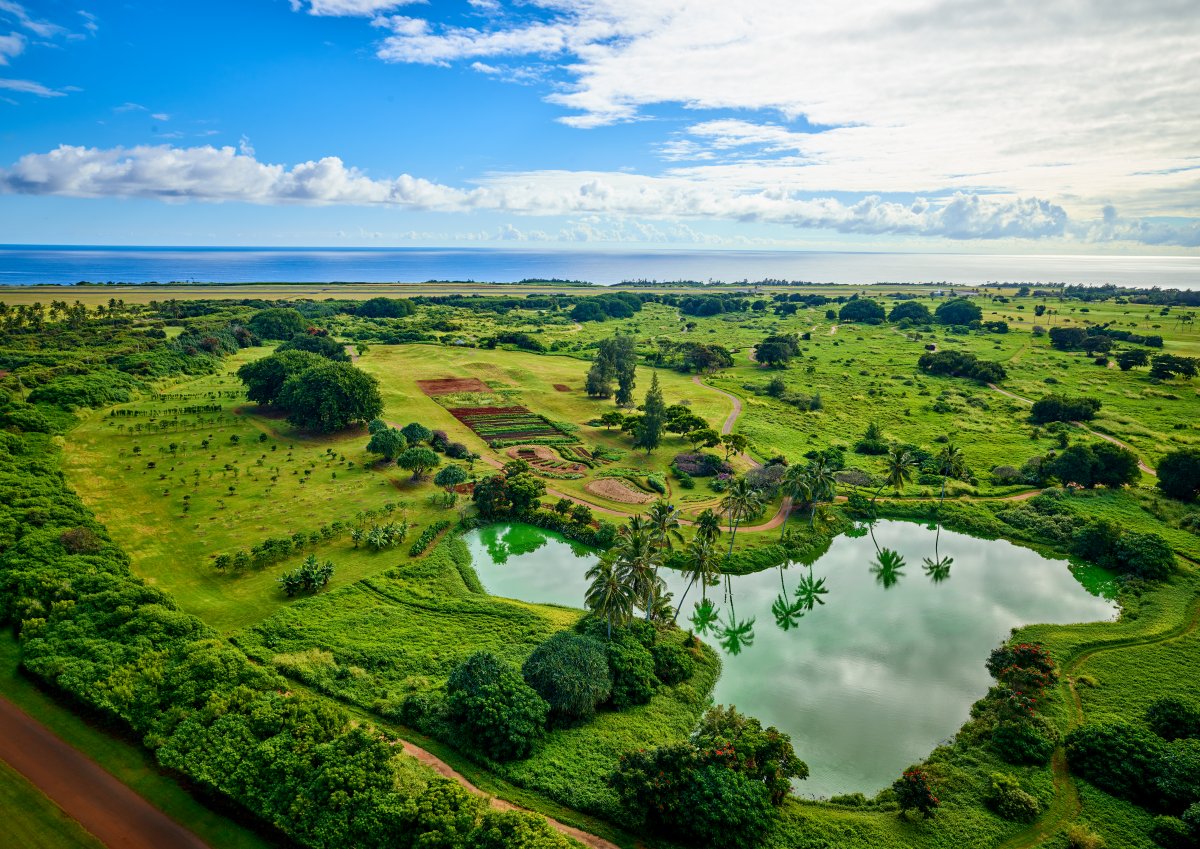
<box><xmin>0</xmin><ymin>0</ymin><xmax>1197</xmax><ymax>251</ymax></box>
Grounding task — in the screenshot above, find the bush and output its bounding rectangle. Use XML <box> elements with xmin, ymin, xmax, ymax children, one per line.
<box><xmin>1148</xmin><ymin>697</ymin><xmax>1200</xmax><ymax>741</ymax></box>
<box><xmin>1115</xmin><ymin>531</ymin><xmax>1176</xmax><ymax>581</ymax></box>
<box><xmin>992</xmin><ymin>717</ymin><xmax>1058</xmax><ymax>765</ymax></box>
<box><xmin>408</xmin><ymin>520</ymin><xmax>451</xmax><ymax>557</ymax></box>
<box><xmin>27</xmin><ymin>370</ymin><xmax>136</xmax><ymax>410</ymax></box>
<box><xmin>1150</xmin><ymin>816</ymin><xmax>1193</xmax><ymax>849</ymax></box>
<box><xmin>1066</xmin><ymin>824</ymin><xmax>1106</xmax><ymax>849</ymax></box>
<box><xmin>839</xmin><ymin>298</ymin><xmax>886</xmax><ymax>324</ymax></box>
<box><xmin>446</xmin><ymin>652</ymin><xmax>548</xmax><ymax>762</ymax></box>
<box><xmin>522</xmin><ymin>632</ymin><xmax>612</xmax><ymax>724</ymax></box>
<box><xmin>651</xmin><ymin>641</ymin><xmax>695</xmax><ymax>685</ymax></box>
<box><xmin>987</xmin><ymin>772</ymin><xmax>1040</xmax><ymax>821</ymax></box>
<box><xmin>247</xmin><ymin>307</ymin><xmax>307</xmax><ymax>339</ymax></box>
<box><xmin>466</xmin><ymin>810</ymin><xmax>571</xmax><ymax>849</ymax></box>
<box><xmin>1030</xmin><ymin>394</ymin><xmax>1102</xmax><ymax>424</ymax></box>
<box><xmin>1158</xmin><ymin>449</ymin><xmax>1200</xmax><ymax>502</ymax></box>
<box><xmin>607</xmin><ymin>635</ymin><xmax>657</xmax><ymax>710</ymax></box>
<box><xmin>672</xmin><ymin>452</ymin><xmax>731</xmax><ymax>477</ymax></box>
<box><xmin>1066</xmin><ymin>721</ymin><xmax>1165</xmax><ymax>805</ymax></box>
<box><xmin>893</xmin><ymin>767</ymin><xmax>939</xmax><ymax>818</ymax></box>
<box><xmin>1156</xmin><ymin>739</ymin><xmax>1200</xmax><ymax>813</ymax></box>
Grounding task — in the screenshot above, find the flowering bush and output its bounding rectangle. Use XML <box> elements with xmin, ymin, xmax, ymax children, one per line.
<box><xmin>893</xmin><ymin>767</ymin><xmax>940</xmax><ymax>818</ymax></box>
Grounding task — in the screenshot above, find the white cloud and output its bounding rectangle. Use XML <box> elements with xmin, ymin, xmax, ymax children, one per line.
<box><xmin>0</xmin><ymin>77</ymin><xmax>64</xmax><ymax>97</ymax></box>
<box><xmin>8</xmin><ymin>142</ymin><xmax>1199</xmax><ymax>245</ymax></box>
<box><xmin>361</xmin><ymin>0</ymin><xmax>1200</xmax><ymax>223</ymax></box>
<box><xmin>0</xmin><ymin>30</ymin><xmax>23</xmax><ymax>64</ymax></box>
<box><xmin>0</xmin><ymin>0</ymin><xmax>64</xmax><ymax>38</ymax></box>
<box><xmin>78</xmin><ymin>10</ymin><xmax>98</xmax><ymax>34</ymax></box>
<box><xmin>289</xmin><ymin>0</ymin><xmax>425</xmax><ymax>17</ymax></box>
<box><xmin>151</xmin><ymin>112</ymin><xmax>170</xmax><ymax>121</ymax></box>
<box><xmin>115</xmin><ymin>101</ymin><xmax>146</xmax><ymax>112</ymax></box>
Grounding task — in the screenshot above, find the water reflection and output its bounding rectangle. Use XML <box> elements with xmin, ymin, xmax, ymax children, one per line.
<box><xmin>464</xmin><ymin>520</ymin><xmax>1117</xmax><ymax>797</ymax></box>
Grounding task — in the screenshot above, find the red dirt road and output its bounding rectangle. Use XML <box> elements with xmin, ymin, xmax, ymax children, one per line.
<box><xmin>0</xmin><ymin>695</ymin><xmax>209</xmax><ymax>849</ymax></box>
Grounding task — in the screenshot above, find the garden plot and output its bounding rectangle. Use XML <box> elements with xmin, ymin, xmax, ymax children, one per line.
<box><xmin>448</xmin><ymin>405</ymin><xmax>576</xmax><ymax>447</ymax></box>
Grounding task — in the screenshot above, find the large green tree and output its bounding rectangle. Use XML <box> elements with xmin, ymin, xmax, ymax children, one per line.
<box><xmin>276</xmin><ymin>360</ymin><xmax>383</xmax><ymax>432</ymax></box>
<box><xmin>237</xmin><ymin>350</ymin><xmax>324</xmax><ymax>406</ymax></box>
<box><xmin>366</xmin><ymin>427</ymin><xmax>407</xmax><ymax>462</ymax></box>
<box><xmin>397</xmin><ymin>446</ymin><xmax>441</xmax><ymax>481</ymax></box>
<box><xmin>1158</xmin><ymin>448</ymin><xmax>1200</xmax><ymax>502</ymax></box>
<box><xmin>633</xmin><ymin>372</ymin><xmax>666</xmax><ymax>454</ymax></box>
<box><xmin>446</xmin><ymin>652</ymin><xmax>548</xmax><ymax>761</ymax></box>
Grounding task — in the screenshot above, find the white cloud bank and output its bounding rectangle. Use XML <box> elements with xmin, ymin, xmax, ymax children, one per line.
<box><xmin>4</xmin><ymin>142</ymin><xmax>1197</xmax><ymax>245</ymax></box>
<box><xmin>365</xmin><ymin>0</ymin><xmax>1200</xmax><ymax>222</ymax></box>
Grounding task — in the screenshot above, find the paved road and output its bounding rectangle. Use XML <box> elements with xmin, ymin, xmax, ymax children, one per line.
<box><xmin>0</xmin><ymin>695</ymin><xmax>209</xmax><ymax>849</ymax></box>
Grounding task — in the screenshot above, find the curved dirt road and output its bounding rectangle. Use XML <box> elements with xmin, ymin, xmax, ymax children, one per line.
<box><xmin>987</xmin><ymin>383</ymin><xmax>1156</xmax><ymax>475</ymax></box>
<box><xmin>692</xmin><ymin>375</ymin><xmax>744</xmax><ymax>436</ymax></box>
<box><xmin>0</xmin><ymin>696</ymin><xmax>209</xmax><ymax>849</ymax></box>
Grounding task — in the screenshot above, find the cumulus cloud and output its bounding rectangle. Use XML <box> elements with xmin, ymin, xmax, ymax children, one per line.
<box><xmin>0</xmin><ymin>0</ymin><xmax>65</xmax><ymax>38</ymax></box>
<box><xmin>358</xmin><ymin>0</ymin><xmax>1200</xmax><ymax>222</ymax></box>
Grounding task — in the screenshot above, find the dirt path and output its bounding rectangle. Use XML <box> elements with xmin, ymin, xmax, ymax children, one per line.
<box><xmin>692</xmin><ymin>375</ymin><xmax>744</xmax><ymax>436</ymax></box>
<box><xmin>986</xmin><ymin>383</ymin><xmax>1156</xmax><ymax>476</ymax></box>
<box><xmin>0</xmin><ymin>696</ymin><xmax>210</xmax><ymax>849</ymax></box>
<box><xmin>994</xmin><ymin>593</ymin><xmax>1200</xmax><ymax>849</ymax></box>
<box><xmin>395</xmin><ymin>739</ymin><xmax>620</xmax><ymax>849</ymax></box>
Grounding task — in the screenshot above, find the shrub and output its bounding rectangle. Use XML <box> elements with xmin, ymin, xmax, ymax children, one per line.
<box><xmin>839</xmin><ymin>298</ymin><xmax>886</xmax><ymax>324</ymax></box>
<box><xmin>446</xmin><ymin>652</ymin><xmax>548</xmax><ymax>761</ymax></box>
<box><xmin>466</xmin><ymin>809</ymin><xmax>571</xmax><ymax>849</ymax></box>
<box><xmin>992</xmin><ymin>717</ymin><xmax>1058</xmax><ymax>765</ymax></box>
<box><xmin>247</xmin><ymin>307</ymin><xmax>307</xmax><ymax>339</ymax></box>
<box><xmin>408</xmin><ymin>520</ymin><xmax>450</xmax><ymax>556</ymax></box>
<box><xmin>277</xmin><ymin>555</ymin><xmax>334</xmax><ymax>596</ymax></box>
<box><xmin>1066</xmin><ymin>721</ymin><xmax>1165</xmax><ymax>805</ymax></box>
<box><xmin>522</xmin><ymin>632</ymin><xmax>612</xmax><ymax>724</ymax></box>
<box><xmin>672</xmin><ymin>452</ymin><xmax>731</xmax><ymax>477</ymax></box>
<box><xmin>1066</xmin><ymin>824</ymin><xmax>1106</xmax><ymax>849</ymax></box>
<box><xmin>1147</xmin><ymin>697</ymin><xmax>1200</xmax><ymax>741</ymax></box>
<box><xmin>1156</xmin><ymin>739</ymin><xmax>1200</xmax><ymax>813</ymax></box>
<box><xmin>935</xmin><ymin>298</ymin><xmax>983</xmax><ymax>325</ymax></box>
<box><xmin>987</xmin><ymin>772</ymin><xmax>1040</xmax><ymax>821</ymax></box>
<box><xmin>1150</xmin><ymin>816</ymin><xmax>1193</xmax><ymax>849</ymax></box>
<box><xmin>610</xmin><ymin>744</ymin><xmax>776</xmax><ymax>849</ymax></box>
<box><xmin>1030</xmin><ymin>394</ymin><xmax>1102</xmax><ymax>424</ymax></box>
<box><xmin>1115</xmin><ymin>532</ymin><xmax>1176</xmax><ymax>581</ymax></box>
<box><xmin>59</xmin><ymin>526</ymin><xmax>103</xmax><ymax>554</ymax></box>
<box><xmin>1157</xmin><ymin>449</ymin><xmax>1200</xmax><ymax>502</ymax></box>
<box><xmin>607</xmin><ymin>635</ymin><xmax>657</xmax><ymax>710</ymax></box>
<box><xmin>651</xmin><ymin>641</ymin><xmax>695</xmax><ymax>685</ymax></box>
<box><xmin>27</xmin><ymin>370</ymin><xmax>136</xmax><ymax>410</ymax></box>
<box><xmin>893</xmin><ymin>767</ymin><xmax>940</xmax><ymax>818</ymax></box>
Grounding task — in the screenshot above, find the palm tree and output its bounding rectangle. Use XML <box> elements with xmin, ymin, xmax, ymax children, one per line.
<box><xmin>922</xmin><ymin>518</ymin><xmax>954</xmax><ymax>583</ymax></box>
<box><xmin>772</xmin><ymin>593</ymin><xmax>806</xmax><ymax>631</ymax></box>
<box><xmin>935</xmin><ymin>442</ymin><xmax>965</xmax><ymax>508</ymax></box>
<box><xmin>646</xmin><ymin>500</ymin><xmax>685</xmax><ymax>554</ymax></box>
<box><xmin>721</xmin><ymin>477</ymin><xmax>765</xmax><ymax>558</ymax></box>
<box><xmin>674</xmin><ymin>536</ymin><xmax>720</xmax><ymax>621</ymax></box>
<box><xmin>873</xmin><ymin>445</ymin><xmax>916</xmax><ymax>505</ymax></box>
<box><xmin>585</xmin><ymin>557</ymin><xmax>635</xmax><ymax>639</ymax></box>
<box><xmin>718</xmin><ymin>608</ymin><xmax>756</xmax><ymax>655</ymax></box>
<box><xmin>693</xmin><ymin>507</ymin><xmax>723</xmax><ymax>546</ymax></box>
<box><xmin>690</xmin><ymin>597</ymin><xmax>721</xmax><ymax>634</ymax></box>
<box><xmin>612</xmin><ymin>518</ymin><xmax>664</xmax><ymax>622</ymax></box>
<box><xmin>779</xmin><ymin>463</ymin><xmax>813</xmax><ymax>539</ymax></box>
<box><xmin>807</xmin><ymin>457</ymin><xmax>838</xmax><ymax>526</ymax></box>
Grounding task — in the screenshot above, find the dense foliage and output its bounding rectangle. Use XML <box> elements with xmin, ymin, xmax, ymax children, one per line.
<box><xmin>917</xmin><ymin>349</ymin><xmax>1007</xmax><ymax>383</ymax></box>
<box><xmin>1029</xmin><ymin>393</ymin><xmax>1102</xmax><ymax>424</ymax></box>
<box><xmin>446</xmin><ymin>652</ymin><xmax>548</xmax><ymax>761</ymax></box>
<box><xmin>521</xmin><ymin>632</ymin><xmax>612</xmax><ymax>724</ymax></box>
<box><xmin>1157</xmin><ymin>448</ymin><xmax>1200</xmax><ymax>502</ymax></box>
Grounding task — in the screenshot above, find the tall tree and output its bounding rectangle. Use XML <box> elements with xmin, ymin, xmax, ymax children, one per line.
<box><xmin>779</xmin><ymin>464</ymin><xmax>813</xmax><ymax>539</ymax></box>
<box><xmin>721</xmin><ymin>477</ymin><xmax>765</xmax><ymax>558</ymax></box>
<box><xmin>935</xmin><ymin>442</ymin><xmax>966</xmax><ymax>507</ymax></box>
<box><xmin>634</xmin><ymin>373</ymin><xmax>666</xmax><ymax>454</ymax></box>
<box><xmin>806</xmin><ymin>457</ymin><xmax>838</xmax><ymax>526</ymax></box>
<box><xmin>585</xmin><ymin>557</ymin><xmax>635</xmax><ymax>639</ymax></box>
<box><xmin>873</xmin><ymin>445</ymin><xmax>916</xmax><ymax>504</ymax></box>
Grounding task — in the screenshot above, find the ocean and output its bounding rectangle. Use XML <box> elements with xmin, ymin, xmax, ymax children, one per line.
<box><xmin>1</xmin><ymin>245</ymin><xmax>1198</xmax><ymax>289</ymax></box>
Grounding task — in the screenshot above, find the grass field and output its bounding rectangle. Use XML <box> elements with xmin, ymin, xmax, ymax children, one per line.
<box><xmin>0</xmin><ymin>760</ymin><xmax>104</xmax><ymax>849</ymax></box>
<box><xmin>43</xmin><ymin>285</ymin><xmax>1200</xmax><ymax>849</ymax></box>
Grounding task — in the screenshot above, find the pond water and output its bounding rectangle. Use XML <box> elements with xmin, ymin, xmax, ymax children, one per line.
<box><xmin>463</xmin><ymin>520</ymin><xmax>1117</xmax><ymax>798</ymax></box>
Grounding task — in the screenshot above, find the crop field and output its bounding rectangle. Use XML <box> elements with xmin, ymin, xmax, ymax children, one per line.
<box><xmin>447</xmin><ymin>404</ymin><xmax>574</xmax><ymax>445</ymax></box>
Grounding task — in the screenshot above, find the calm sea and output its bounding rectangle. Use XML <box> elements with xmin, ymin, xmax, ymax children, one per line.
<box><xmin>1</xmin><ymin>245</ymin><xmax>1198</xmax><ymax>289</ymax></box>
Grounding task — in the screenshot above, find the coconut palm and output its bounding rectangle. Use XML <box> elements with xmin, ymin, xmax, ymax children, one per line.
<box><xmin>922</xmin><ymin>519</ymin><xmax>954</xmax><ymax>583</ymax></box>
<box><xmin>873</xmin><ymin>445</ymin><xmax>916</xmax><ymax>505</ymax></box>
<box><xmin>646</xmin><ymin>499</ymin><xmax>685</xmax><ymax>554</ymax></box>
<box><xmin>612</xmin><ymin>518</ymin><xmax>664</xmax><ymax>621</ymax></box>
<box><xmin>585</xmin><ymin>557</ymin><xmax>635</xmax><ymax>639</ymax></box>
<box><xmin>779</xmin><ymin>463</ymin><xmax>814</xmax><ymax>539</ymax></box>
<box><xmin>772</xmin><ymin>593</ymin><xmax>806</xmax><ymax>631</ymax></box>
<box><xmin>693</xmin><ymin>507</ymin><xmax>723</xmax><ymax>546</ymax></box>
<box><xmin>674</xmin><ymin>536</ymin><xmax>720</xmax><ymax>621</ymax></box>
<box><xmin>721</xmin><ymin>477</ymin><xmax>765</xmax><ymax>558</ymax></box>
<box><xmin>935</xmin><ymin>442</ymin><xmax>966</xmax><ymax>507</ymax></box>
<box><xmin>806</xmin><ymin>457</ymin><xmax>838</xmax><ymax>526</ymax></box>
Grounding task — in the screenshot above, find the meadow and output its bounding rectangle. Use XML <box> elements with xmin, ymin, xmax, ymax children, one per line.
<box><xmin>4</xmin><ymin>282</ymin><xmax>1198</xmax><ymax>849</ymax></box>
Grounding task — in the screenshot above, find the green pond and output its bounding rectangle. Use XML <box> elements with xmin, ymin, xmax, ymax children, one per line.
<box><xmin>464</xmin><ymin>520</ymin><xmax>1117</xmax><ymax>799</ymax></box>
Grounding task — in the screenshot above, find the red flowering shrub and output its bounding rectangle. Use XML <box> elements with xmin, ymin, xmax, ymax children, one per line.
<box><xmin>893</xmin><ymin>767</ymin><xmax>940</xmax><ymax>818</ymax></box>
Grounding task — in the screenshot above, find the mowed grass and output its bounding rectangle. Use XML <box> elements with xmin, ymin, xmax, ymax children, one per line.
<box><xmin>0</xmin><ymin>637</ymin><xmax>274</xmax><ymax>849</ymax></box>
<box><xmin>0</xmin><ymin>760</ymin><xmax>104</xmax><ymax>849</ymax></box>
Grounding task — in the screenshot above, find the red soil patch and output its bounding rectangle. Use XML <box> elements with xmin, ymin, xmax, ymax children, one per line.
<box><xmin>416</xmin><ymin>377</ymin><xmax>489</xmax><ymax>395</ymax></box>
<box><xmin>553</xmin><ymin>383</ymin><xmax>572</xmax><ymax>392</ymax></box>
